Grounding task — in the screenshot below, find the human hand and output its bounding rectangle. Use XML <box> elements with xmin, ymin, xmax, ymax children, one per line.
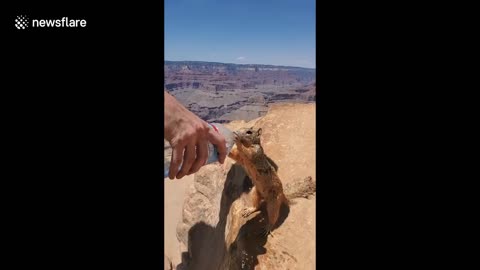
<box><xmin>164</xmin><ymin>91</ymin><xmax>227</xmax><ymax>179</ymax></box>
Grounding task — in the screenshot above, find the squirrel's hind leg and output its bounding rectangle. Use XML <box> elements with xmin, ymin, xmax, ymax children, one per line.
<box><xmin>265</xmin><ymin>195</ymin><xmax>283</xmax><ymax>231</ymax></box>
<box><xmin>258</xmin><ymin>197</ymin><xmax>282</xmax><ymax>238</ymax></box>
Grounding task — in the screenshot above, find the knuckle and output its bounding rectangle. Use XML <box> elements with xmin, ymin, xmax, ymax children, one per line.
<box><xmin>179</xmin><ymin>136</ymin><xmax>189</xmax><ymax>144</ymax></box>
<box><xmin>193</xmin><ymin>124</ymin><xmax>203</xmax><ymax>132</ymax></box>
<box><xmin>202</xmin><ymin>125</ymin><xmax>210</xmax><ymax>134</ymax></box>
<box><xmin>186</xmin><ymin>128</ymin><xmax>195</xmax><ymax>136</ymax></box>
<box><xmin>171</xmin><ymin>137</ymin><xmax>184</xmax><ymax>147</ymax></box>
<box><xmin>185</xmin><ymin>131</ymin><xmax>195</xmax><ymax>140</ymax></box>
<box><xmin>195</xmin><ymin>124</ymin><xmax>209</xmax><ymax>137</ymax></box>
<box><xmin>170</xmin><ymin>140</ymin><xmax>179</xmax><ymax>148</ymax></box>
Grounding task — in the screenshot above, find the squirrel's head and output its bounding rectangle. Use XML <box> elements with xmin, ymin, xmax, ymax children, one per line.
<box><xmin>233</xmin><ymin>127</ymin><xmax>262</xmax><ymax>147</ymax></box>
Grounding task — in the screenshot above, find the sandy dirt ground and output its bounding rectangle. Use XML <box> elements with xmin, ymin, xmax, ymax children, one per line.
<box><xmin>164</xmin><ymin>175</ymin><xmax>194</xmax><ymax>268</ymax></box>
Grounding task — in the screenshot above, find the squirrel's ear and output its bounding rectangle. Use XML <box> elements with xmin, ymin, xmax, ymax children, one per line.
<box><xmin>257</xmin><ymin>128</ymin><xmax>262</xmax><ymax>136</ymax></box>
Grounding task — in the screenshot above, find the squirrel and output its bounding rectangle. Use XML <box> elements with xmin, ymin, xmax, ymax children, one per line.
<box><xmin>227</xmin><ymin>127</ymin><xmax>289</xmax><ymax>236</ymax></box>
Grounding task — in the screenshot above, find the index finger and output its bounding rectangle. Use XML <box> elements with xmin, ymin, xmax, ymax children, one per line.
<box><xmin>207</xmin><ymin>129</ymin><xmax>227</xmax><ymax>164</ymax></box>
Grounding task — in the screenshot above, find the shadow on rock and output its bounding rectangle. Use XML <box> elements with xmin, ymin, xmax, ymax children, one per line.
<box><xmin>177</xmin><ymin>163</ymin><xmax>290</xmax><ymax>270</ymax></box>
<box><xmin>224</xmin><ymin>195</ymin><xmax>290</xmax><ymax>270</ymax></box>
<box><xmin>177</xmin><ymin>164</ymin><xmax>248</xmax><ymax>270</ymax></box>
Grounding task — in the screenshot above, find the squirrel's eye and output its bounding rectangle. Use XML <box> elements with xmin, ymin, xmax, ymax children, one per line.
<box><xmin>246</xmin><ymin>130</ymin><xmax>252</xmax><ymax>134</ymax></box>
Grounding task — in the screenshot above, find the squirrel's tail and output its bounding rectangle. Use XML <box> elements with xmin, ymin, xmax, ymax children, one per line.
<box><xmin>284</xmin><ymin>176</ymin><xmax>316</xmax><ymax>205</ymax></box>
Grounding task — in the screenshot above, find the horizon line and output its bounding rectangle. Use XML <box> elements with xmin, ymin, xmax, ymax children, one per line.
<box><xmin>164</xmin><ymin>59</ymin><xmax>316</xmax><ymax>70</ymax></box>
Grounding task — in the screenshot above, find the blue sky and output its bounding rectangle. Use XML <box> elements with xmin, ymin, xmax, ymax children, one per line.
<box><xmin>165</xmin><ymin>0</ymin><xmax>315</xmax><ymax>68</ymax></box>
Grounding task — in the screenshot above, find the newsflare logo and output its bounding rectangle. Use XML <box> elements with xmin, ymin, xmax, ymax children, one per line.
<box><xmin>15</xmin><ymin>15</ymin><xmax>87</xmax><ymax>30</ymax></box>
<box><xmin>15</xmin><ymin>15</ymin><xmax>29</xmax><ymax>29</ymax></box>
